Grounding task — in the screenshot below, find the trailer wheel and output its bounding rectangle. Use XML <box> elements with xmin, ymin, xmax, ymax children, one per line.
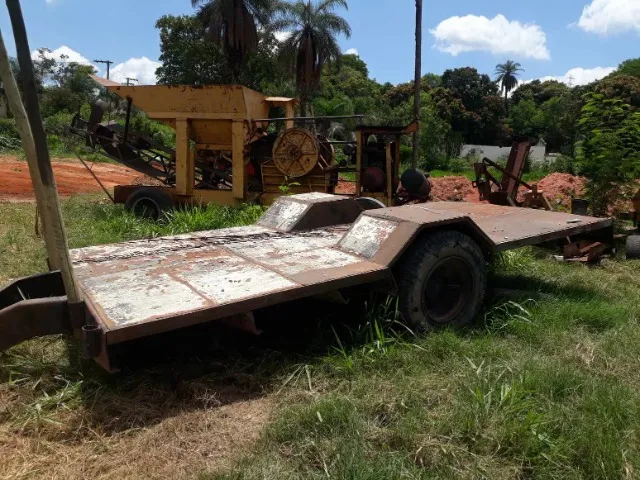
<box><xmin>125</xmin><ymin>188</ymin><xmax>174</xmax><ymax>220</ymax></box>
<box><xmin>626</xmin><ymin>235</ymin><xmax>640</xmax><ymax>260</ymax></box>
<box><xmin>397</xmin><ymin>230</ymin><xmax>486</xmax><ymax>332</ymax></box>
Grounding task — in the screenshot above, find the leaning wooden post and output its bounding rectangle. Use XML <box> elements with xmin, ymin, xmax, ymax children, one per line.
<box><xmin>412</xmin><ymin>0</ymin><xmax>423</xmax><ymax>170</ymax></box>
<box><xmin>5</xmin><ymin>0</ymin><xmax>82</xmax><ymax>304</ymax></box>
<box><xmin>0</xmin><ymin>29</ymin><xmax>59</xmax><ymax>268</ymax></box>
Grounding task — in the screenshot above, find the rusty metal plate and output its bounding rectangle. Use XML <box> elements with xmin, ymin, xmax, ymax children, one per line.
<box><xmin>71</xmin><ymin>224</ymin><xmax>389</xmax><ymax>344</ymax></box>
<box><xmin>257</xmin><ymin>193</ymin><xmax>362</xmax><ymax>232</ymax></box>
<box><xmin>69</xmin><ymin>196</ymin><xmax>613</xmax><ymax>346</ymax></box>
<box><xmin>339</xmin><ymin>216</ymin><xmax>399</xmax><ymax>259</ymax></box>
<box><xmin>365</xmin><ymin>202</ymin><xmax>613</xmax><ymax>252</ymax></box>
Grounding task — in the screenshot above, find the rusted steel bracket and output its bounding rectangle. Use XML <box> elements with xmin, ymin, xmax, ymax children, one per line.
<box><xmin>0</xmin><ymin>271</ymin><xmax>104</xmax><ymax>357</ymax></box>
<box><xmin>0</xmin><ymin>271</ymin><xmax>65</xmax><ymax>308</ymax></box>
<box><xmin>0</xmin><ymin>297</ymin><xmax>71</xmax><ymax>351</ymax></box>
<box><xmin>0</xmin><ymin>271</ymin><xmax>69</xmax><ymax>351</ymax></box>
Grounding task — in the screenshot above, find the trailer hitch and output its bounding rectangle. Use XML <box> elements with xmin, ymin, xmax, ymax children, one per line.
<box><xmin>0</xmin><ymin>271</ymin><xmax>103</xmax><ymax>357</ymax></box>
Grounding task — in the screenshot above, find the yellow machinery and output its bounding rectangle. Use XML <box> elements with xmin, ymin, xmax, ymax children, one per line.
<box><xmin>70</xmin><ymin>76</ymin><xmax>429</xmax><ymax>217</ymax></box>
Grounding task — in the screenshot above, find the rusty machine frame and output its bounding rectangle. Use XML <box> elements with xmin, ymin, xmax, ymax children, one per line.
<box><xmin>1</xmin><ymin>193</ymin><xmax>614</xmax><ymax>372</ymax></box>
<box><xmin>472</xmin><ymin>142</ymin><xmax>552</xmax><ymax>210</ymax></box>
<box><xmin>69</xmin><ymin>76</ymin><xmax>425</xmax><ymax>217</ymax></box>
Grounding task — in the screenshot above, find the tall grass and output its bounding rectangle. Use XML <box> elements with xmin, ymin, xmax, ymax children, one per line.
<box><xmin>2</xmin><ymin>195</ymin><xmax>640</xmax><ymax>478</ymax></box>
<box><xmin>0</xmin><ymin>195</ymin><xmax>264</xmax><ymax>283</ymax></box>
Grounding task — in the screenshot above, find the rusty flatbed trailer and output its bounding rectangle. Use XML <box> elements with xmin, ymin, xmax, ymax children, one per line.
<box><xmin>0</xmin><ymin>194</ymin><xmax>613</xmax><ymax>371</ymax></box>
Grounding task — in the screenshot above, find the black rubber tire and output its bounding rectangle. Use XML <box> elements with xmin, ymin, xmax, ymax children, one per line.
<box><xmin>125</xmin><ymin>187</ymin><xmax>174</xmax><ymax>220</ymax></box>
<box><xmin>356</xmin><ymin>197</ymin><xmax>386</xmax><ymax>211</ymax></box>
<box><xmin>626</xmin><ymin>235</ymin><xmax>640</xmax><ymax>260</ymax></box>
<box><xmin>396</xmin><ymin>230</ymin><xmax>486</xmax><ymax>332</ymax></box>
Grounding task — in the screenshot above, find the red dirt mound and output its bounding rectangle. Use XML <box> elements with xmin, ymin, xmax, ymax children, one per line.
<box><xmin>0</xmin><ymin>157</ymin><xmax>145</xmax><ymax>202</ymax></box>
<box><xmin>335</xmin><ymin>176</ymin><xmax>479</xmax><ymax>203</ymax></box>
<box><xmin>531</xmin><ymin>173</ymin><xmax>586</xmax><ymax>210</ymax></box>
<box><xmin>430</xmin><ymin>176</ymin><xmax>478</xmax><ymax>203</ymax></box>
<box><xmin>335</xmin><ymin>180</ymin><xmax>356</xmax><ymax>195</ymax></box>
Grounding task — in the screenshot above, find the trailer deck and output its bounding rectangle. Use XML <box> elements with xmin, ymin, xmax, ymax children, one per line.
<box><xmin>1</xmin><ymin>193</ymin><xmax>613</xmax><ymax>371</ymax></box>
<box><xmin>73</xmin><ymin>195</ymin><xmax>611</xmax><ymax>340</ymax></box>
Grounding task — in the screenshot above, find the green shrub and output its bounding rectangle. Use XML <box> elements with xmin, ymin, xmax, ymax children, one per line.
<box><xmin>43</xmin><ymin>111</ymin><xmax>74</xmax><ymax>135</ymax></box>
<box><xmin>129</xmin><ymin>114</ymin><xmax>175</xmax><ymax>148</ymax></box>
<box><xmin>448</xmin><ymin>158</ymin><xmax>470</xmax><ymax>174</ymax></box>
<box><xmin>0</xmin><ymin>118</ymin><xmax>20</xmax><ymax>140</ymax></box>
<box><xmin>0</xmin><ymin>135</ymin><xmax>21</xmax><ymax>152</ymax></box>
<box><xmin>40</xmin><ymin>87</ymin><xmax>84</xmax><ymax>117</ymax></box>
<box><xmin>47</xmin><ymin>134</ymin><xmax>66</xmax><ymax>156</ymax></box>
<box><xmin>399</xmin><ymin>144</ymin><xmax>412</xmax><ymax>164</ymax></box>
<box><xmin>551</xmin><ymin>154</ymin><xmax>575</xmax><ymax>174</ymax></box>
<box><xmin>0</xmin><ymin>118</ymin><xmax>21</xmax><ymax>152</ymax></box>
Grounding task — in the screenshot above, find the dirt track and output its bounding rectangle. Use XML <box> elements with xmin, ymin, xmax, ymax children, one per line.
<box><xmin>0</xmin><ymin>157</ymin><xmax>143</xmax><ymax>202</ymax></box>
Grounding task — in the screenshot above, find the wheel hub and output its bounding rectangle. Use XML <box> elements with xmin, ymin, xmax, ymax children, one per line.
<box><xmin>422</xmin><ymin>257</ymin><xmax>473</xmax><ymax>324</ymax></box>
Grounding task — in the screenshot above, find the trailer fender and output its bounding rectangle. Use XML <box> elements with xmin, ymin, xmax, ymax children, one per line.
<box><xmin>338</xmin><ymin>211</ymin><xmax>492</xmax><ymax>268</ymax></box>
<box><xmin>258</xmin><ymin>192</ymin><xmax>365</xmax><ymax>232</ymax></box>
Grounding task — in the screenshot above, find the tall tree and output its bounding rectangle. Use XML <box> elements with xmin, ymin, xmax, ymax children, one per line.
<box><xmin>274</xmin><ymin>0</ymin><xmax>352</xmax><ymax>116</ymax></box>
<box><xmin>191</xmin><ymin>0</ymin><xmax>279</xmax><ymax>82</ymax></box>
<box><xmin>495</xmin><ymin>60</ymin><xmax>523</xmax><ymax>109</ymax></box>
<box><xmin>614</xmin><ymin>58</ymin><xmax>640</xmax><ymax>78</ymax></box>
<box><xmin>155</xmin><ymin>15</ymin><xmax>228</xmax><ymax>86</ymax></box>
<box><xmin>577</xmin><ymin>92</ymin><xmax>640</xmax><ymax>216</ymax></box>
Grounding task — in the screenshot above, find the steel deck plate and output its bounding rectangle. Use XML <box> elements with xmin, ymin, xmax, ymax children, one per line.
<box><xmin>364</xmin><ymin>202</ymin><xmax>612</xmax><ymax>252</ymax></box>
<box><xmin>70</xmin><ymin>199</ymin><xmax>612</xmax><ymax>345</ymax></box>
<box><xmin>71</xmin><ymin>224</ymin><xmax>389</xmax><ymax>343</ymax></box>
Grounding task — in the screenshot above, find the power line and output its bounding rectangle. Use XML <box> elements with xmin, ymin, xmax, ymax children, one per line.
<box><xmin>93</xmin><ymin>59</ymin><xmax>113</xmax><ymax>79</ymax></box>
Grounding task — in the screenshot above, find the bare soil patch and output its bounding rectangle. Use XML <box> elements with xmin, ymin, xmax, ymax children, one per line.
<box><xmin>0</xmin><ymin>156</ymin><xmax>144</xmax><ymax>202</ymax></box>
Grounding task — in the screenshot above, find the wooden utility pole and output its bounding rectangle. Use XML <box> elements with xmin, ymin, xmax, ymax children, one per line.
<box><xmin>125</xmin><ymin>77</ymin><xmax>138</xmax><ymax>86</ymax></box>
<box><xmin>6</xmin><ymin>0</ymin><xmax>82</xmax><ymax>303</ymax></box>
<box><xmin>93</xmin><ymin>59</ymin><xmax>114</xmax><ymax>79</ymax></box>
<box><xmin>412</xmin><ymin>0</ymin><xmax>423</xmax><ymax>170</ymax></box>
<box><xmin>0</xmin><ymin>31</ymin><xmax>58</xmax><ymax>267</ymax></box>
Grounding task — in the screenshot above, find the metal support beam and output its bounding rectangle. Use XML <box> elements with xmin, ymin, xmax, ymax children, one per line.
<box><xmin>232</xmin><ymin>121</ymin><xmax>246</xmax><ymax>200</ymax></box>
<box><xmin>175</xmin><ymin>118</ymin><xmax>192</xmax><ymax>196</ymax></box>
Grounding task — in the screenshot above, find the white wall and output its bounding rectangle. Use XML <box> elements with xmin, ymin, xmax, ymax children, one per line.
<box><xmin>460</xmin><ymin>144</ymin><xmax>547</xmax><ymax>165</ymax></box>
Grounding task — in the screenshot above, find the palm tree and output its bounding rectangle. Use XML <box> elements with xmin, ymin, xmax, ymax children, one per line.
<box><xmin>191</xmin><ymin>0</ymin><xmax>279</xmax><ymax>82</ymax></box>
<box><xmin>314</xmin><ymin>96</ymin><xmax>352</xmax><ymax>135</ymax></box>
<box><xmin>495</xmin><ymin>60</ymin><xmax>524</xmax><ymax>110</ymax></box>
<box><xmin>273</xmin><ymin>0</ymin><xmax>352</xmax><ymax>116</ymax></box>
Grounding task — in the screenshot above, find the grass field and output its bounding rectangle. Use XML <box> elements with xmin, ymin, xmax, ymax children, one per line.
<box><xmin>1</xmin><ymin>195</ymin><xmax>640</xmax><ymax>479</ymax></box>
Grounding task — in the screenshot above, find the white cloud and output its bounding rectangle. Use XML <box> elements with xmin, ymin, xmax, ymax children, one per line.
<box><xmin>523</xmin><ymin>66</ymin><xmax>616</xmax><ymax>87</ymax></box>
<box><xmin>31</xmin><ymin>46</ymin><xmax>160</xmax><ymax>85</ymax></box>
<box><xmin>274</xmin><ymin>31</ymin><xmax>291</xmax><ymax>42</ymax></box>
<box><xmin>430</xmin><ymin>14</ymin><xmax>550</xmax><ymax>60</ymax></box>
<box><xmin>110</xmin><ymin>57</ymin><xmax>161</xmax><ymax>85</ymax></box>
<box><xmin>31</xmin><ymin>45</ymin><xmax>92</xmax><ymax>66</ymax></box>
<box><xmin>344</xmin><ymin>48</ymin><xmax>359</xmax><ymax>56</ymax></box>
<box><xmin>577</xmin><ymin>0</ymin><xmax>640</xmax><ymax>35</ymax></box>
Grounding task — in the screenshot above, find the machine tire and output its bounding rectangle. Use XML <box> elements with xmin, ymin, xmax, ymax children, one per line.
<box><xmin>396</xmin><ymin>230</ymin><xmax>486</xmax><ymax>332</ymax></box>
<box><xmin>626</xmin><ymin>235</ymin><xmax>640</xmax><ymax>260</ymax></box>
<box><xmin>356</xmin><ymin>197</ymin><xmax>386</xmax><ymax>211</ymax></box>
<box><xmin>125</xmin><ymin>187</ymin><xmax>174</xmax><ymax>220</ymax></box>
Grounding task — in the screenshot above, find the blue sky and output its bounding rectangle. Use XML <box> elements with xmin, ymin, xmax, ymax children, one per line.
<box><xmin>0</xmin><ymin>0</ymin><xmax>638</xmax><ymax>86</ymax></box>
